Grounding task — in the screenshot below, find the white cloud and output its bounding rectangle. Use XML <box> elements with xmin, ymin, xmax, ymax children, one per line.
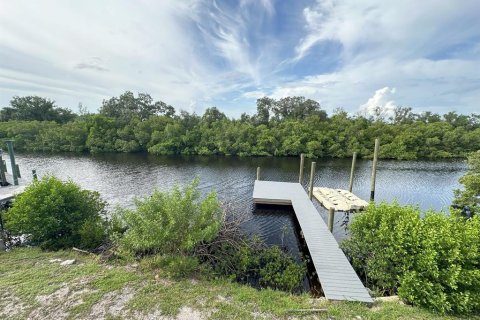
<box><xmin>275</xmin><ymin>0</ymin><xmax>480</xmax><ymax>115</ymax></box>
<box><xmin>0</xmin><ymin>1</ymin><xmax>214</xmax><ymax>110</ymax></box>
<box><xmin>1</xmin><ymin>0</ymin><xmax>479</xmax><ymax>117</ymax></box>
<box><xmin>0</xmin><ymin>0</ymin><xmax>274</xmax><ymax>112</ymax></box>
<box><xmin>359</xmin><ymin>87</ymin><xmax>397</xmax><ymax>118</ymax></box>
<box><xmin>295</xmin><ymin>0</ymin><xmax>480</xmax><ymax>62</ymax></box>
<box><xmin>269</xmin><ymin>57</ymin><xmax>480</xmax><ymax>114</ymax></box>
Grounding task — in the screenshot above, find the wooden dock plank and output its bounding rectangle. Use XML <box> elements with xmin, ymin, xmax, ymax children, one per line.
<box><xmin>0</xmin><ymin>185</ymin><xmax>26</xmax><ymax>202</ymax></box>
<box><xmin>253</xmin><ymin>180</ymin><xmax>373</xmax><ymax>303</ymax></box>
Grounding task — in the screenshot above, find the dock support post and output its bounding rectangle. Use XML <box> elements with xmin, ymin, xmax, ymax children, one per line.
<box><xmin>348</xmin><ymin>152</ymin><xmax>357</xmax><ymax>193</ymax></box>
<box><xmin>308</xmin><ymin>162</ymin><xmax>316</xmax><ymax>200</ymax></box>
<box><xmin>15</xmin><ymin>164</ymin><xmax>21</xmax><ymax>178</ymax></box>
<box><xmin>5</xmin><ymin>140</ymin><xmax>18</xmax><ymax>186</ymax></box>
<box><xmin>328</xmin><ymin>207</ymin><xmax>335</xmax><ymax>232</ymax></box>
<box><xmin>370</xmin><ymin>138</ymin><xmax>380</xmax><ymax>201</ymax></box>
<box><xmin>0</xmin><ymin>208</ymin><xmax>5</xmax><ymax>251</ymax></box>
<box><xmin>298</xmin><ymin>153</ymin><xmax>305</xmax><ymax>184</ymax></box>
<box><xmin>256</xmin><ymin>167</ymin><xmax>261</xmax><ymax>180</ymax></box>
<box><xmin>0</xmin><ymin>154</ymin><xmax>7</xmax><ymax>186</ymax></box>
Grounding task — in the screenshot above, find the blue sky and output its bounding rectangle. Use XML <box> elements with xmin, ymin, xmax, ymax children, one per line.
<box><xmin>1</xmin><ymin>0</ymin><xmax>479</xmax><ymax>117</ymax></box>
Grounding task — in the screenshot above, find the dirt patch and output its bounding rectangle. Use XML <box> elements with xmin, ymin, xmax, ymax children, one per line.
<box><xmin>35</xmin><ymin>286</ymin><xmax>70</xmax><ymax>306</ymax></box>
<box><xmin>29</xmin><ymin>285</ymin><xmax>94</xmax><ymax>319</ymax></box>
<box><xmin>134</xmin><ymin>306</ymin><xmax>208</xmax><ymax>320</ymax></box>
<box><xmin>0</xmin><ymin>292</ymin><xmax>27</xmax><ymax>319</ymax></box>
<box><xmin>86</xmin><ymin>286</ymin><xmax>136</xmax><ymax>319</ymax></box>
<box><xmin>27</xmin><ymin>276</ymin><xmax>97</xmax><ymax>320</ymax></box>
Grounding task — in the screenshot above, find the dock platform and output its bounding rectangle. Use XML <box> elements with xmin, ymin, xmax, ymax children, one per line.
<box><xmin>253</xmin><ymin>180</ymin><xmax>372</xmax><ymax>303</ymax></box>
<box><xmin>0</xmin><ymin>185</ymin><xmax>26</xmax><ymax>202</ymax></box>
<box><xmin>312</xmin><ymin>187</ymin><xmax>369</xmax><ymax>211</ymax></box>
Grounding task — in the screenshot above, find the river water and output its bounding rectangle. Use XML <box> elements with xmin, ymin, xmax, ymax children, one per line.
<box><xmin>11</xmin><ymin>153</ymin><xmax>467</xmax><ymax>291</ymax></box>
<box><xmin>13</xmin><ymin>153</ymin><xmax>467</xmax><ymax>247</ymax></box>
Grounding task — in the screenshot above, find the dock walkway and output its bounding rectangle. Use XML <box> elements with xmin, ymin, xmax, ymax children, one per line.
<box><xmin>0</xmin><ymin>185</ymin><xmax>26</xmax><ymax>202</ymax></box>
<box><xmin>253</xmin><ymin>180</ymin><xmax>372</xmax><ymax>303</ymax></box>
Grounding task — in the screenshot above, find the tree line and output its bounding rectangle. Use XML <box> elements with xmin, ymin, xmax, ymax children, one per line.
<box><xmin>1</xmin><ymin>92</ymin><xmax>479</xmax><ymax>160</ymax></box>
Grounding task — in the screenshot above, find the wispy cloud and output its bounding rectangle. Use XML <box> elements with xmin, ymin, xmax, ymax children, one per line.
<box><xmin>74</xmin><ymin>57</ymin><xmax>108</xmax><ymax>72</ymax></box>
<box><xmin>1</xmin><ymin>0</ymin><xmax>479</xmax><ymax>116</ymax></box>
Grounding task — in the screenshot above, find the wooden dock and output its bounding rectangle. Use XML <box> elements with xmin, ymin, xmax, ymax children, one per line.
<box><xmin>253</xmin><ymin>180</ymin><xmax>373</xmax><ymax>303</ymax></box>
<box><xmin>312</xmin><ymin>187</ymin><xmax>369</xmax><ymax>211</ymax></box>
<box><xmin>0</xmin><ymin>184</ymin><xmax>26</xmax><ymax>202</ymax></box>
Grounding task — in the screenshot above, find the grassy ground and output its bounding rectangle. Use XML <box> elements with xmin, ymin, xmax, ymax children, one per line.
<box><xmin>0</xmin><ymin>248</ymin><xmax>477</xmax><ymax>320</ymax></box>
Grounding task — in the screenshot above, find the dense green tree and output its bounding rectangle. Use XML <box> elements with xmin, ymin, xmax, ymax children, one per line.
<box><xmin>0</xmin><ymin>96</ymin><xmax>76</xmax><ymax>123</ymax></box>
<box><xmin>201</xmin><ymin>107</ymin><xmax>227</xmax><ymax>124</ymax></box>
<box><xmin>391</xmin><ymin>106</ymin><xmax>416</xmax><ymax>124</ymax></box>
<box><xmin>454</xmin><ymin>151</ymin><xmax>480</xmax><ymax>215</ymax></box>
<box><xmin>85</xmin><ymin>115</ymin><xmax>118</xmax><ymax>152</ymax></box>
<box><xmin>270</xmin><ymin>96</ymin><xmax>327</xmax><ymax>121</ymax></box>
<box><xmin>0</xmin><ymin>94</ymin><xmax>479</xmax><ymax>160</ymax></box>
<box><xmin>100</xmin><ymin>91</ymin><xmax>175</xmax><ymax>122</ymax></box>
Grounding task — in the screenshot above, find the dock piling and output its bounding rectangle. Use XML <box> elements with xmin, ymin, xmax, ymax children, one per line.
<box><xmin>5</xmin><ymin>140</ymin><xmax>18</xmax><ymax>186</ymax></box>
<box><xmin>327</xmin><ymin>207</ymin><xmax>335</xmax><ymax>232</ymax></box>
<box><xmin>299</xmin><ymin>153</ymin><xmax>305</xmax><ymax>184</ymax></box>
<box><xmin>256</xmin><ymin>167</ymin><xmax>261</xmax><ymax>180</ymax></box>
<box><xmin>15</xmin><ymin>164</ymin><xmax>21</xmax><ymax>178</ymax></box>
<box><xmin>0</xmin><ymin>155</ymin><xmax>7</xmax><ymax>186</ymax></box>
<box><xmin>348</xmin><ymin>152</ymin><xmax>357</xmax><ymax>193</ymax></box>
<box><xmin>370</xmin><ymin>138</ymin><xmax>380</xmax><ymax>201</ymax></box>
<box><xmin>0</xmin><ymin>208</ymin><xmax>5</xmax><ymax>251</ymax></box>
<box><xmin>308</xmin><ymin>162</ymin><xmax>316</xmax><ymax>200</ymax></box>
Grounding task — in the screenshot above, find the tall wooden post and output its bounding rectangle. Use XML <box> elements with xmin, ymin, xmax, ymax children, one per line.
<box><xmin>0</xmin><ymin>208</ymin><xmax>5</xmax><ymax>251</ymax></box>
<box><xmin>0</xmin><ymin>154</ymin><xmax>7</xmax><ymax>186</ymax></box>
<box><xmin>5</xmin><ymin>140</ymin><xmax>18</xmax><ymax>186</ymax></box>
<box><xmin>348</xmin><ymin>152</ymin><xmax>357</xmax><ymax>193</ymax></box>
<box><xmin>15</xmin><ymin>164</ymin><xmax>21</xmax><ymax>178</ymax></box>
<box><xmin>256</xmin><ymin>167</ymin><xmax>261</xmax><ymax>180</ymax></box>
<box><xmin>298</xmin><ymin>153</ymin><xmax>305</xmax><ymax>184</ymax></box>
<box><xmin>328</xmin><ymin>207</ymin><xmax>335</xmax><ymax>232</ymax></box>
<box><xmin>370</xmin><ymin>138</ymin><xmax>380</xmax><ymax>201</ymax></box>
<box><xmin>308</xmin><ymin>162</ymin><xmax>316</xmax><ymax>200</ymax></box>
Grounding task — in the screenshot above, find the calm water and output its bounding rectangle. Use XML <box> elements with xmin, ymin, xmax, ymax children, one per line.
<box><xmin>10</xmin><ymin>153</ymin><xmax>467</xmax><ymax>291</ymax></box>
<box><xmin>12</xmin><ymin>153</ymin><xmax>467</xmax><ymax>247</ymax></box>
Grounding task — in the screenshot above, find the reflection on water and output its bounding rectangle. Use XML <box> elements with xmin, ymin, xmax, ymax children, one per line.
<box><xmin>12</xmin><ymin>153</ymin><xmax>467</xmax><ymax>240</ymax></box>
<box><xmin>11</xmin><ymin>153</ymin><xmax>467</xmax><ymax>290</ymax></box>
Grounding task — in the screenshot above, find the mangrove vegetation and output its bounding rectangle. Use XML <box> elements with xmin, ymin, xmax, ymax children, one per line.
<box><xmin>1</xmin><ymin>92</ymin><xmax>480</xmax><ymax>159</ymax></box>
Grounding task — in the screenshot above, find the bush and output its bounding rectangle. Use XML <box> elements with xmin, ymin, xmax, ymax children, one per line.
<box><xmin>5</xmin><ymin>176</ymin><xmax>107</xmax><ymax>250</ymax></box>
<box><xmin>454</xmin><ymin>150</ymin><xmax>480</xmax><ymax>216</ymax></box>
<box><xmin>342</xmin><ymin>202</ymin><xmax>480</xmax><ymax>314</ymax></box>
<box><xmin>203</xmin><ymin>236</ymin><xmax>306</xmax><ymax>293</ymax></box>
<box><xmin>115</xmin><ymin>178</ymin><xmax>222</xmax><ymax>256</ymax></box>
<box><xmin>140</xmin><ymin>255</ymin><xmax>204</xmax><ymax>279</ymax></box>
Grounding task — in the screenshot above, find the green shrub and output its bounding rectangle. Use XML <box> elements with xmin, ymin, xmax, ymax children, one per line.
<box><xmin>454</xmin><ymin>150</ymin><xmax>480</xmax><ymax>216</ymax></box>
<box><xmin>112</xmin><ymin>178</ymin><xmax>305</xmax><ymax>292</ymax></box>
<box><xmin>205</xmin><ymin>236</ymin><xmax>306</xmax><ymax>293</ymax></box>
<box><xmin>115</xmin><ymin>178</ymin><xmax>222</xmax><ymax>256</ymax></box>
<box><xmin>5</xmin><ymin>176</ymin><xmax>107</xmax><ymax>250</ymax></box>
<box><xmin>342</xmin><ymin>202</ymin><xmax>480</xmax><ymax>314</ymax></box>
<box><xmin>257</xmin><ymin>246</ymin><xmax>306</xmax><ymax>292</ymax></box>
<box><xmin>398</xmin><ymin>213</ymin><xmax>480</xmax><ymax>314</ymax></box>
<box><xmin>140</xmin><ymin>255</ymin><xmax>204</xmax><ymax>279</ymax></box>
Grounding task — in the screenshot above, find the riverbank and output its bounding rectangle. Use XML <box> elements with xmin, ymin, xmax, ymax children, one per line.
<box><xmin>0</xmin><ymin>248</ymin><xmax>475</xmax><ymax>320</ymax></box>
